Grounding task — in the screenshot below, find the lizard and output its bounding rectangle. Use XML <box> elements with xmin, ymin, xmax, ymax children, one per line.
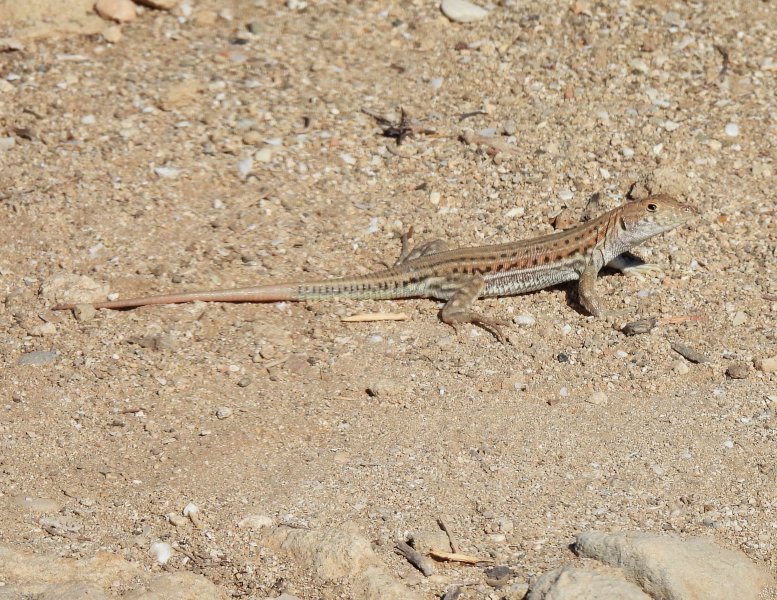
<box><xmin>53</xmin><ymin>195</ymin><xmax>695</xmax><ymax>341</ymax></box>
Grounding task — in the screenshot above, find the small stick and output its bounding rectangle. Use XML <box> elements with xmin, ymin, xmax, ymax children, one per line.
<box><xmin>428</xmin><ymin>549</ymin><xmax>492</xmax><ymax>565</ymax></box>
<box><xmin>394</xmin><ymin>541</ymin><xmax>435</xmax><ymax>576</ymax></box>
<box><xmin>437</xmin><ymin>515</ymin><xmax>461</xmax><ymax>553</ymax></box>
<box><xmin>341</xmin><ymin>313</ymin><xmax>410</xmax><ymax>322</ymax></box>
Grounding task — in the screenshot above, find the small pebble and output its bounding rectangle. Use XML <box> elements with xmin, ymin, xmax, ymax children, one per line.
<box><xmin>168</xmin><ymin>513</ymin><xmax>188</xmax><ymax>527</ymax></box>
<box><xmin>731</xmin><ymin>311</ymin><xmax>747</xmax><ymax>326</ymax></box>
<box><xmin>15</xmin><ymin>496</ymin><xmax>61</xmax><ymax>513</ymax></box>
<box><xmin>154</xmin><ymin>166</ymin><xmax>181</xmax><ymax>179</ymax></box>
<box><xmin>441</xmin><ymin>0</ymin><xmax>489</xmax><ymax>22</ymax></box>
<box><xmin>724</xmin><ymin>122</ymin><xmax>739</xmax><ymax>137</ymax></box>
<box><xmin>672</xmin><ymin>360</ymin><xmax>690</xmax><ymax>375</ymax></box>
<box><xmin>149</xmin><ymin>541</ymin><xmax>173</xmax><ymax>564</ymax></box>
<box><xmin>94</xmin><ymin>0</ymin><xmax>137</xmax><ymax>22</ymax></box>
<box><xmin>485</xmin><ymin>565</ymin><xmax>514</xmax><ymax>587</ymax></box>
<box><xmin>671</xmin><ymin>342</ymin><xmax>709</xmax><ymax>364</ymax></box>
<box><xmin>29</xmin><ymin>322</ymin><xmax>57</xmax><ymax>336</ymax></box>
<box><xmin>238</xmin><ymin>156</ymin><xmax>254</xmax><ymax>178</ymax></box>
<box><xmin>754</xmin><ymin>356</ymin><xmax>777</xmax><ymax>373</ymax></box>
<box><xmin>726</xmin><ymin>362</ymin><xmax>749</xmax><ymax>380</ymax></box>
<box><xmin>513</xmin><ymin>313</ymin><xmax>536</xmax><ymax>327</ymax></box>
<box><xmin>102</xmin><ymin>25</ymin><xmax>122</xmax><ymax>43</ymax></box>
<box><xmin>216</xmin><ymin>406</ymin><xmax>233</xmax><ymax>419</ymax></box>
<box><xmin>558</xmin><ymin>189</ymin><xmax>574</xmax><ymax>201</ymax></box>
<box><xmin>255</xmin><ymin>147</ymin><xmax>273</xmax><ymax>163</ymax></box>
<box><xmin>587</xmin><ymin>391</ymin><xmax>608</xmax><ymax>406</ymax></box>
<box><xmin>503</xmin><ymin>120</ymin><xmax>517</xmax><ymax>135</ymax></box>
<box><xmin>18</xmin><ymin>351</ymin><xmax>58</xmax><ymax>366</ymax></box>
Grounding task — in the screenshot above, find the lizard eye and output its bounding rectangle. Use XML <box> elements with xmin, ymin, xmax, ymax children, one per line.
<box><xmin>647</xmin><ymin>203</ymin><xmax>658</xmax><ymax>212</ymax></box>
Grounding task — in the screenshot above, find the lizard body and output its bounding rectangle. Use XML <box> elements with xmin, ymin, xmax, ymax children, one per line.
<box><xmin>53</xmin><ymin>195</ymin><xmax>694</xmax><ymax>340</ymax></box>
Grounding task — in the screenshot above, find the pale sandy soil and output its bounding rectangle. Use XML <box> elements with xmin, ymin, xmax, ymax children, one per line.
<box><xmin>1</xmin><ymin>0</ymin><xmax>776</xmax><ymax>598</ymax></box>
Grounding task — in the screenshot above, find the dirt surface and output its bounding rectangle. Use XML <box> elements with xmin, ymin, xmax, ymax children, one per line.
<box><xmin>1</xmin><ymin>0</ymin><xmax>776</xmax><ymax>598</ymax></box>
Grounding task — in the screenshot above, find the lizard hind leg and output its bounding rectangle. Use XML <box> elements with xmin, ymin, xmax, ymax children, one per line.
<box><xmin>394</xmin><ymin>227</ymin><xmax>450</xmax><ymax>266</ymax></box>
<box><xmin>440</xmin><ymin>276</ymin><xmax>511</xmax><ymax>342</ymax></box>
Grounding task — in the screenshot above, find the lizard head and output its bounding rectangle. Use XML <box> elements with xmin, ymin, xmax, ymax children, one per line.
<box><xmin>621</xmin><ymin>195</ymin><xmax>696</xmax><ymax>240</ymax></box>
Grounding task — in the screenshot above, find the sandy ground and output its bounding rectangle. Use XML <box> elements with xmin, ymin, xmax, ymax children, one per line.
<box><xmin>1</xmin><ymin>0</ymin><xmax>776</xmax><ymax>598</ymax></box>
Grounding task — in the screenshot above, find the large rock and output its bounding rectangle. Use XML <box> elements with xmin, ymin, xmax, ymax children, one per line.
<box><xmin>528</xmin><ymin>565</ymin><xmax>651</xmax><ymax>600</ymax></box>
<box><xmin>573</xmin><ymin>532</ymin><xmax>772</xmax><ymax>600</ymax></box>
<box><xmin>0</xmin><ymin>0</ymin><xmax>103</xmax><ymax>39</ymax></box>
<box><xmin>124</xmin><ymin>572</ymin><xmax>228</xmax><ymax>600</ymax></box>
<box><xmin>264</xmin><ymin>526</ymin><xmax>420</xmax><ymax>600</ymax></box>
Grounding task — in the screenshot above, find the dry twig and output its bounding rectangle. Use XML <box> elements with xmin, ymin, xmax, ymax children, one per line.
<box><xmin>428</xmin><ymin>549</ymin><xmax>492</xmax><ymax>565</ymax></box>
<box><xmin>394</xmin><ymin>541</ymin><xmax>435</xmax><ymax>576</ymax></box>
<box><xmin>437</xmin><ymin>515</ymin><xmax>461</xmax><ymax>553</ymax></box>
<box><xmin>341</xmin><ymin>313</ymin><xmax>410</xmax><ymax>322</ymax></box>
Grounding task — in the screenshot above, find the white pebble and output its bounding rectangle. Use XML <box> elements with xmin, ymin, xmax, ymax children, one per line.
<box><xmin>81</xmin><ymin>114</ymin><xmax>96</xmax><ymax>125</ymax></box>
<box><xmin>558</xmin><ymin>189</ymin><xmax>574</xmax><ymax>201</ymax></box>
<box><xmin>724</xmin><ymin>122</ymin><xmax>739</xmax><ymax>137</ymax></box>
<box><xmin>153</xmin><ymin>166</ymin><xmax>180</xmax><ymax>179</ymax></box>
<box><xmin>255</xmin><ymin>147</ymin><xmax>272</xmax><ymax>163</ymax></box>
<box><xmin>430</xmin><ymin>77</ymin><xmax>444</xmax><ymax>90</ymax></box>
<box><xmin>183</xmin><ymin>502</ymin><xmax>199</xmax><ymax>517</ymax></box>
<box><xmin>513</xmin><ymin>313</ymin><xmax>536</xmax><ymax>327</ymax></box>
<box><xmin>340</xmin><ymin>152</ymin><xmax>356</xmax><ymax>165</ymax></box>
<box><xmin>429</xmin><ymin>191</ymin><xmax>441</xmax><ymax>205</ymax></box>
<box><xmin>238</xmin><ymin>156</ymin><xmax>253</xmax><ymax>177</ymax></box>
<box><xmin>723</xmin><ymin>440</ymin><xmax>734</xmax><ymax>449</ymax></box>
<box><xmin>587</xmin><ymin>391</ymin><xmax>608</xmax><ymax>406</ymax></box>
<box><xmin>149</xmin><ymin>541</ymin><xmax>173</xmax><ymax>564</ymax></box>
<box><xmin>216</xmin><ymin>406</ymin><xmax>232</xmax><ymax>419</ymax></box>
<box><xmin>441</xmin><ymin>0</ymin><xmax>489</xmax><ymax>23</ymax></box>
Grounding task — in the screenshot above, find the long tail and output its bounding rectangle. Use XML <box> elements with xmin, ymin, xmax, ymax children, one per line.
<box><xmin>52</xmin><ymin>271</ymin><xmax>424</xmax><ymax>311</ymax></box>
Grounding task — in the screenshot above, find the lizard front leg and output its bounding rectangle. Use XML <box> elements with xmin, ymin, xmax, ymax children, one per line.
<box><xmin>577</xmin><ymin>263</ymin><xmax>607</xmax><ymax>317</ymax></box>
<box><xmin>440</xmin><ymin>276</ymin><xmax>510</xmax><ymax>342</ymax></box>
